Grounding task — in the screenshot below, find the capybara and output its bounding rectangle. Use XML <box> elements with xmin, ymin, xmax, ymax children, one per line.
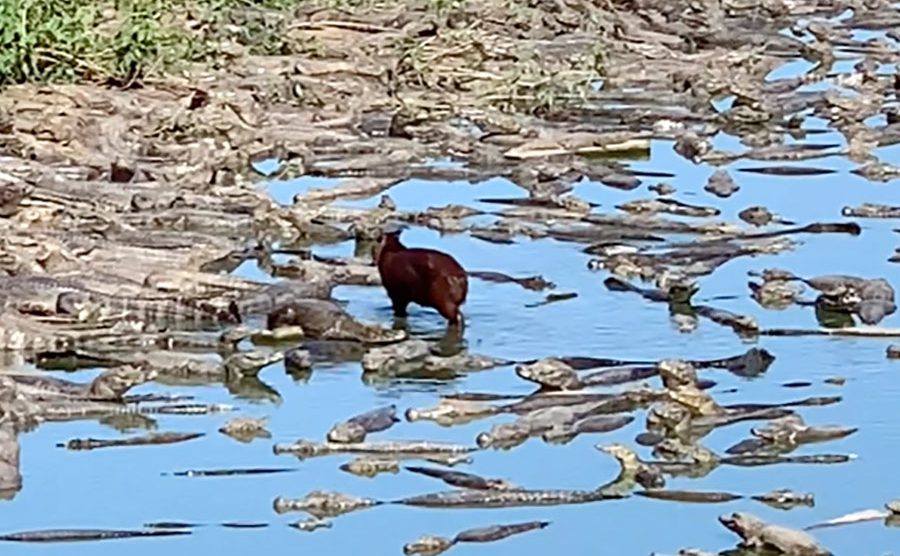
<box><xmin>374</xmin><ymin>226</ymin><xmax>468</xmax><ymax>326</ymax></box>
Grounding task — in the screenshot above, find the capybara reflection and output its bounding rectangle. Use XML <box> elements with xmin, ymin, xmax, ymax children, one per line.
<box><xmin>375</xmin><ymin>226</ymin><xmax>468</xmax><ymax>326</ymax></box>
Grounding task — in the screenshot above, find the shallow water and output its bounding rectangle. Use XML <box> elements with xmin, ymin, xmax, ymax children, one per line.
<box><xmin>2</xmin><ymin>58</ymin><xmax>900</xmax><ymax>556</ymax></box>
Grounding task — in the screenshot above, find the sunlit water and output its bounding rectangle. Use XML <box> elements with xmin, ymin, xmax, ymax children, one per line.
<box><xmin>2</xmin><ymin>50</ymin><xmax>900</xmax><ymax>556</ymax></box>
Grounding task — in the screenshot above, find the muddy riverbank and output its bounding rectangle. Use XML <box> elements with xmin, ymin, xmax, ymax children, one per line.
<box><xmin>1</xmin><ymin>0</ymin><xmax>900</xmax><ymax>554</ymax></box>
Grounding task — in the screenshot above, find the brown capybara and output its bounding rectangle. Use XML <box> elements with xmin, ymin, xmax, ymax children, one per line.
<box><xmin>374</xmin><ymin>226</ymin><xmax>468</xmax><ymax>326</ymax></box>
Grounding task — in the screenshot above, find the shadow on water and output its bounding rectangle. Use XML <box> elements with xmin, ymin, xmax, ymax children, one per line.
<box><xmin>3</xmin><ymin>31</ymin><xmax>900</xmax><ymax>556</ymax></box>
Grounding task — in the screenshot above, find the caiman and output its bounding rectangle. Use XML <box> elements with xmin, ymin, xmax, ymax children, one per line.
<box><xmin>0</xmin><ymin>271</ymin><xmax>401</xmax><ymax>353</ymax></box>
<box><xmin>719</xmin><ymin>512</ymin><xmax>832</xmax><ymax>556</ymax></box>
<box><xmin>404</xmin><ymin>521</ymin><xmax>549</xmax><ymax>556</ymax></box>
<box><xmin>0</xmin><ymin>273</ymin><xmax>240</xmax><ymax>330</ymax></box>
<box><xmin>0</xmin><ymin>421</ymin><xmax>20</xmax><ymax>498</ymax></box>
<box><xmin>40</xmin><ymin>349</ymin><xmax>284</xmax><ymax>396</ymax></box>
<box><xmin>340</xmin><ymin>457</ymin><xmax>401</xmax><ymax>478</ymax></box>
<box><xmin>763</xmin><ymin>271</ymin><xmax>897</xmax><ymax>325</ymax></box>
<box><xmin>476</xmin><ymin>391</ymin><xmax>660</xmax><ymax>449</ymax></box>
<box><xmin>327</xmin><ymin>405</ymin><xmax>400</xmax><ymax>443</ymax></box>
<box><xmin>404</xmin><ymin>466</ymin><xmax>518</xmax><ymax>491</ymax></box>
<box><xmin>0</xmin><ymin>375</ymin><xmax>231</xmax><ymax>426</ymax></box>
<box><xmin>273</xmin><ymin>490</ymin><xmax>382</xmax><ymax>518</ymax></box>
<box><xmin>751</xmin><ymin>489</ymin><xmax>814</xmax><ymax>510</ymax></box>
<box><xmin>394</xmin><ymin>487</ymin><xmax>625</xmax><ymax>509</ymax></box>
<box><xmin>596</xmin><ymin>443</ymin><xmax>666</xmax><ymax>494</ymax></box>
<box><xmin>6</xmin><ymin>365</ymin><xmax>157</xmax><ymax>402</ymax></box>
<box><xmin>360</xmin><ymin>339</ymin><xmax>509</xmax><ymax>375</ymax></box>
<box><xmin>219</xmin><ymin>417</ymin><xmax>271</xmax><ymax>443</ymax></box>
<box><xmin>266</xmin><ymin>298</ymin><xmax>407</xmax><ymax>344</ymax></box>
<box><xmin>273</xmin><ymin>439</ymin><xmax>477</xmax><ymax>459</ymax></box>
<box><xmin>727</xmin><ymin>414</ymin><xmax>857</xmax><ymax>455</ymax></box>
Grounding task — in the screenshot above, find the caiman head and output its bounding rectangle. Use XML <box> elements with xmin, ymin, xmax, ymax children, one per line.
<box><xmin>657</xmin><ymin>359</ymin><xmax>698</xmax><ymax>389</ymax></box>
<box><xmin>222</xmin><ymin>350</ymin><xmax>284</xmax><ymax>378</ymax></box>
<box><xmin>596</xmin><ymin>443</ymin><xmax>639</xmax><ymax>468</ymax></box>
<box><xmin>718</xmin><ymin>512</ymin><xmax>763</xmax><ymax>538</ymax></box>
<box><xmin>89</xmin><ymin>366</ymin><xmax>158</xmax><ymax>401</ymax></box>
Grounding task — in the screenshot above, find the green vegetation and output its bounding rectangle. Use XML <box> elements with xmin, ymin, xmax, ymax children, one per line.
<box><xmin>0</xmin><ymin>0</ymin><xmax>606</xmax><ymax>115</ymax></box>
<box><xmin>0</xmin><ymin>0</ymin><xmax>298</xmax><ymax>87</ymax></box>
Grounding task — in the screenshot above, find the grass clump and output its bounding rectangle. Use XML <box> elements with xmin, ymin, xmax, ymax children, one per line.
<box><xmin>0</xmin><ymin>0</ymin><xmax>298</xmax><ymax>87</ymax></box>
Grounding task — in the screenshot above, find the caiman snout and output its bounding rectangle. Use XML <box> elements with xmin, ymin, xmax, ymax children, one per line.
<box><xmin>717</xmin><ymin>512</ymin><xmax>740</xmax><ymax>532</ymax></box>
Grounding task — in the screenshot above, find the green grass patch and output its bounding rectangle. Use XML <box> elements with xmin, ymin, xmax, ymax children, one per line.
<box><xmin>0</xmin><ymin>0</ymin><xmax>300</xmax><ymax>87</ymax></box>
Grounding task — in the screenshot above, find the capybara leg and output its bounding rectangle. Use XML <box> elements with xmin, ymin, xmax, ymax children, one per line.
<box><xmin>391</xmin><ymin>297</ymin><xmax>410</xmax><ymax>317</ymax></box>
<box><xmin>452</xmin><ymin>310</ymin><xmax>465</xmax><ymax>334</ymax></box>
<box><xmin>435</xmin><ymin>298</ymin><xmax>461</xmax><ymax>326</ymax></box>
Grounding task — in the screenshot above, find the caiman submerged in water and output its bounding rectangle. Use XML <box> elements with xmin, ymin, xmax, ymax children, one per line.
<box><xmin>403</xmin><ymin>521</ymin><xmax>549</xmax><ymax>556</ymax></box>
<box><xmin>0</xmin><ymin>368</ymin><xmax>230</xmax><ymax>498</ymax></box>
<box><xmin>327</xmin><ymin>405</ymin><xmax>400</xmax><ymax>443</ymax></box>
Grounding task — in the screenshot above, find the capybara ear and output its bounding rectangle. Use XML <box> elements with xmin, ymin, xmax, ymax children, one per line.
<box><xmin>381</xmin><ymin>220</ymin><xmax>408</xmax><ymax>237</ymax></box>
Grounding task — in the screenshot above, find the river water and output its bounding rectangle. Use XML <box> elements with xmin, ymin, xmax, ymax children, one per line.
<box><xmin>1</xmin><ymin>40</ymin><xmax>899</xmax><ymax>556</ymax></box>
